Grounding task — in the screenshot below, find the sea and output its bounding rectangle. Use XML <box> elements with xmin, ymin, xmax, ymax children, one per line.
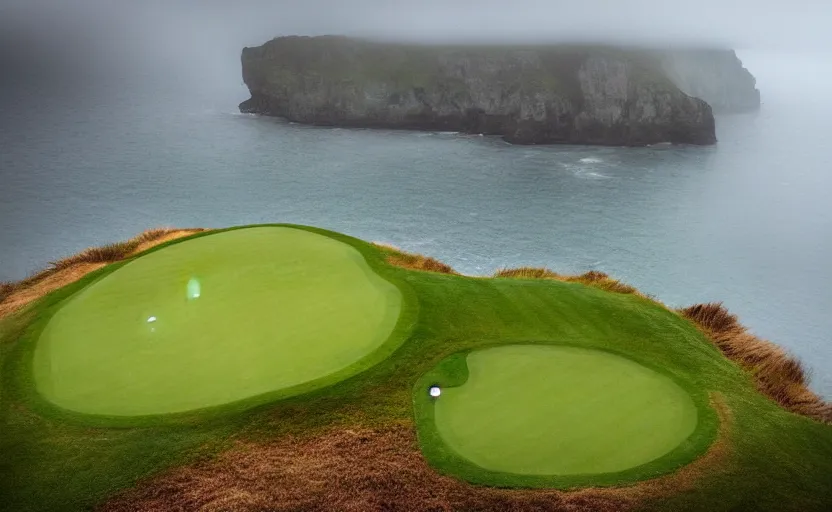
<box><xmin>1</xmin><ymin>50</ymin><xmax>830</xmax><ymax>399</ymax></box>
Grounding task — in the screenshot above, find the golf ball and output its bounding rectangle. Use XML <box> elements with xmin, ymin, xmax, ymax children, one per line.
<box><xmin>147</xmin><ymin>316</ymin><xmax>157</xmax><ymax>323</ymax></box>
<box><xmin>429</xmin><ymin>386</ymin><xmax>441</xmax><ymax>397</ymax></box>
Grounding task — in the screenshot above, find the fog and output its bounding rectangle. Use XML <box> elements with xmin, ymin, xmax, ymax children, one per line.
<box><xmin>2</xmin><ymin>0</ymin><xmax>832</xmax><ymax>102</ymax></box>
<box><xmin>2</xmin><ymin>1</ymin><xmax>832</xmax><ymax>400</ymax></box>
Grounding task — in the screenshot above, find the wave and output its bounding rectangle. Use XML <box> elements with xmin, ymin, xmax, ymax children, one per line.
<box><xmin>581</xmin><ymin>171</ymin><xmax>611</xmax><ymax>179</ymax></box>
<box><xmin>565</xmin><ymin>166</ymin><xmax>612</xmax><ymax>179</ymax></box>
<box><xmin>579</xmin><ymin>157</ymin><xmax>603</xmax><ymax>164</ymax></box>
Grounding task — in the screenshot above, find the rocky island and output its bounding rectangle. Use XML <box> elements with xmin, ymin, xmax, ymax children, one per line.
<box><xmin>239</xmin><ymin>37</ymin><xmax>756</xmax><ymax>146</ymax></box>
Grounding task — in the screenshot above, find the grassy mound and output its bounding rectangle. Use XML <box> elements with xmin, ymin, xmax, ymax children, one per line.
<box><xmin>419</xmin><ymin>345</ymin><xmax>707</xmax><ymax>484</ymax></box>
<box><xmin>31</xmin><ymin>227</ymin><xmax>403</xmax><ymax>417</ymax></box>
<box><xmin>1</xmin><ymin>225</ymin><xmax>831</xmax><ymax>511</ymax></box>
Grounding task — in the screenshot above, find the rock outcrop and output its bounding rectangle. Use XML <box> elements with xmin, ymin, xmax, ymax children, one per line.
<box><xmin>659</xmin><ymin>49</ymin><xmax>760</xmax><ymax>113</ymax></box>
<box><xmin>240</xmin><ymin>36</ymin><xmax>716</xmax><ymax>146</ymax></box>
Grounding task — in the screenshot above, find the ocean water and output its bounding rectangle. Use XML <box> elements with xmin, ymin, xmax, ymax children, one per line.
<box><xmin>1</xmin><ymin>57</ymin><xmax>831</xmax><ymax>398</ymax></box>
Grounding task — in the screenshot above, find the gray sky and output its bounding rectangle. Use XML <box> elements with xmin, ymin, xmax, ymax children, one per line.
<box><xmin>2</xmin><ymin>0</ymin><xmax>831</xmax><ymax>99</ymax></box>
<box><xmin>3</xmin><ymin>0</ymin><xmax>830</xmax><ymax>48</ymax></box>
<box><xmin>5</xmin><ymin>0</ymin><xmax>832</xmax><ymax>51</ymax></box>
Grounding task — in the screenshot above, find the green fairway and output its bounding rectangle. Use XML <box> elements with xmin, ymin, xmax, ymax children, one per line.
<box><xmin>432</xmin><ymin>345</ymin><xmax>699</xmax><ymax>475</ymax></box>
<box><xmin>3</xmin><ymin>224</ymin><xmax>831</xmax><ymax>512</ymax></box>
<box><xmin>32</xmin><ymin>226</ymin><xmax>402</xmax><ymax>416</ymax></box>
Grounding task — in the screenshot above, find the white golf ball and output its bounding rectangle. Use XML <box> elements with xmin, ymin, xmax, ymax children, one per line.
<box><xmin>429</xmin><ymin>386</ymin><xmax>441</xmax><ymax>397</ymax></box>
<box><xmin>147</xmin><ymin>316</ymin><xmax>157</xmax><ymax>323</ymax></box>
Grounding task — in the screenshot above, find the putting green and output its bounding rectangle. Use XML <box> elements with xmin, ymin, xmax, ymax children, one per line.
<box><xmin>33</xmin><ymin>227</ymin><xmax>402</xmax><ymax>416</ymax></box>
<box><xmin>432</xmin><ymin>345</ymin><xmax>699</xmax><ymax>475</ymax></box>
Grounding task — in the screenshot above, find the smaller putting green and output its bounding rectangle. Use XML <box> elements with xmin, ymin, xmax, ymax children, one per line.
<box><xmin>429</xmin><ymin>345</ymin><xmax>699</xmax><ymax>476</ymax></box>
<box><xmin>32</xmin><ymin>227</ymin><xmax>403</xmax><ymax>417</ymax></box>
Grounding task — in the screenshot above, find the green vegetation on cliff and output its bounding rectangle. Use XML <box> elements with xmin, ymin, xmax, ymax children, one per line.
<box><xmin>1</xmin><ymin>225</ymin><xmax>830</xmax><ymax>511</ymax></box>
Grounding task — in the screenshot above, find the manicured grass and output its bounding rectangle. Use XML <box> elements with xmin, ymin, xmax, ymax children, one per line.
<box><xmin>429</xmin><ymin>345</ymin><xmax>700</xmax><ymax>477</ymax></box>
<box><xmin>1</xmin><ymin>224</ymin><xmax>831</xmax><ymax>511</ymax></box>
<box><xmin>31</xmin><ymin>227</ymin><xmax>402</xmax><ymax>417</ymax></box>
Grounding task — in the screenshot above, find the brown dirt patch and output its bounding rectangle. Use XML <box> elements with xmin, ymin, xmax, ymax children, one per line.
<box><xmin>100</xmin><ymin>396</ymin><xmax>731</xmax><ymax>512</ymax></box>
<box><xmin>0</xmin><ymin>228</ymin><xmax>205</xmax><ymax>321</ymax></box>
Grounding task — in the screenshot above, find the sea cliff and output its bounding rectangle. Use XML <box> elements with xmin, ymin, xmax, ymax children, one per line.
<box><xmin>659</xmin><ymin>48</ymin><xmax>761</xmax><ymax>113</ymax></box>
<box><xmin>239</xmin><ymin>36</ymin><xmax>716</xmax><ymax>146</ymax></box>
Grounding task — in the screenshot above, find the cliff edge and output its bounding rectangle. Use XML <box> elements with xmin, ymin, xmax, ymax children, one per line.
<box><xmin>239</xmin><ymin>37</ymin><xmax>716</xmax><ymax>146</ymax></box>
<box><xmin>659</xmin><ymin>49</ymin><xmax>761</xmax><ymax>113</ymax></box>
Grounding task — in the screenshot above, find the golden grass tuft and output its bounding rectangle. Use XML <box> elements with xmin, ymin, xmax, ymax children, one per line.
<box><xmin>679</xmin><ymin>302</ymin><xmax>831</xmax><ymax>424</ymax></box>
<box><xmin>494</xmin><ymin>267</ymin><xmax>641</xmax><ymax>296</ymax></box>
<box><xmin>494</xmin><ymin>266</ymin><xmax>562</xmax><ymax>279</ymax></box>
<box><xmin>567</xmin><ymin>271</ymin><xmax>639</xmax><ymax>295</ymax></box>
<box><xmin>372</xmin><ymin>242</ymin><xmax>457</xmax><ymax>275</ymax></box>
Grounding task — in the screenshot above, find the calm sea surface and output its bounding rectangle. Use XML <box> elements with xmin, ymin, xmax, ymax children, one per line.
<box><xmin>1</xmin><ymin>58</ymin><xmax>830</xmax><ymax>398</ymax></box>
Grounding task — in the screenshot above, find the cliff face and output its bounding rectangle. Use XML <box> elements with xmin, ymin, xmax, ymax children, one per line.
<box><xmin>240</xmin><ymin>37</ymin><xmax>716</xmax><ymax>146</ymax></box>
<box><xmin>659</xmin><ymin>49</ymin><xmax>760</xmax><ymax>113</ymax></box>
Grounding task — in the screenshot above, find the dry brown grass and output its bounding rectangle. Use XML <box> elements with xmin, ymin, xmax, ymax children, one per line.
<box><xmin>48</xmin><ymin>228</ymin><xmax>206</xmax><ymax>270</ymax></box>
<box><xmin>373</xmin><ymin>242</ymin><xmax>457</xmax><ymax>275</ymax></box>
<box><xmin>100</xmin><ymin>396</ymin><xmax>731</xmax><ymax>512</ymax></box>
<box><xmin>0</xmin><ymin>281</ymin><xmax>17</xmax><ymax>304</ymax></box>
<box><xmin>494</xmin><ymin>266</ymin><xmax>562</xmax><ymax>280</ymax></box>
<box><xmin>679</xmin><ymin>303</ymin><xmax>831</xmax><ymax>424</ymax></box>
<box><xmin>495</xmin><ymin>267</ymin><xmax>641</xmax><ymax>296</ymax></box>
<box><xmin>0</xmin><ymin>228</ymin><xmax>206</xmax><ymax>320</ymax></box>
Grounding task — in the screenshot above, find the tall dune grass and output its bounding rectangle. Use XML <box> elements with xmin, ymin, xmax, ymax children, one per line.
<box><xmin>680</xmin><ymin>302</ymin><xmax>831</xmax><ymax>424</ymax></box>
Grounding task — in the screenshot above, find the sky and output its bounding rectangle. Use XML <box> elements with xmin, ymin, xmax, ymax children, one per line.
<box><xmin>3</xmin><ymin>0</ymin><xmax>832</xmax><ymax>48</ymax></box>
<box><xmin>1</xmin><ymin>0</ymin><xmax>831</xmax><ymax>100</ymax></box>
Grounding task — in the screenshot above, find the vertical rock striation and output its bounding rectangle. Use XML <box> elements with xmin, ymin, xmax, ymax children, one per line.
<box><xmin>240</xmin><ymin>36</ymin><xmax>716</xmax><ymax>146</ymax></box>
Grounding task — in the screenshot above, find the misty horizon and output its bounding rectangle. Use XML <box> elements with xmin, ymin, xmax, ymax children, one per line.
<box><xmin>3</xmin><ymin>0</ymin><xmax>831</xmax><ymax>108</ymax></box>
<box><xmin>3</xmin><ymin>0</ymin><xmax>832</xmax><ymax>50</ymax></box>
